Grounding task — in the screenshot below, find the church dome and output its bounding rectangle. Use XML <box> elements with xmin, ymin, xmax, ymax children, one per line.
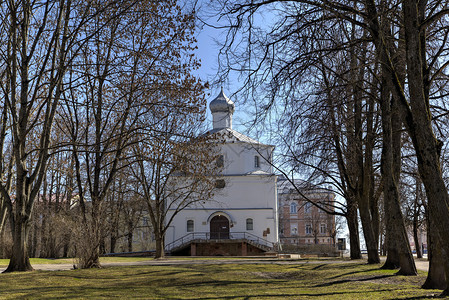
<box><xmin>210</xmin><ymin>88</ymin><xmax>235</xmax><ymax>114</ymax></box>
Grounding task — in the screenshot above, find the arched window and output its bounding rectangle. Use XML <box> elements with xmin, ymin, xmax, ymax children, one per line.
<box><xmin>290</xmin><ymin>202</ymin><xmax>297</xmax><ymax>214</ymax></box>
<box><xmin>304</xmin><ymin>202</ymin><xmax>312</xmax><ymax>214</ymax></box>
<box><xmin>187</xmin><ymin>220</ymin><xmax>194</xmax><ymax>232</ymax></box>
<box><xmin>254</xmin><ymin>155</ymin><xmax>260</xmax><ymax>168</ymax></box>
<box><xmin>246</xmin><ymin>218</ymin><xmax>253</xmax><ymax>230</ymax></box>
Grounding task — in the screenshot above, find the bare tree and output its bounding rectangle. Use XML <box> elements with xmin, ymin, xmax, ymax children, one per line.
<box><xmin>0</xmin><ymin>0</ymin><xmax>130</xmax><ymax>272</ymax></box>
<box><xmin>131</xmin><ymin>109</ymin><xmax>222</xmax><ymax>258</ymax></box>
<box><xmin>57</xmin><ymin>0</ymin><xmax>205</xmax><ymax>267</ymax></box>
<box><xmin>210</xmin><ymin>0</ymin><xmax>449</xmax><ymax>283</ymax></box>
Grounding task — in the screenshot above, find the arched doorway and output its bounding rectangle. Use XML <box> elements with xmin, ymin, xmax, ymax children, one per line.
<box><xmin>210</xmin><ymin>215</ymin><xmax>230</xmax><ymax>239</ymax></box>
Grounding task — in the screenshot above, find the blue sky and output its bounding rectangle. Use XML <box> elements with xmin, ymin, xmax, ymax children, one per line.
<box><xmin>192</xmin><ymin>3</ymin><xmax>248</xmax><ymax>133</ymax></box>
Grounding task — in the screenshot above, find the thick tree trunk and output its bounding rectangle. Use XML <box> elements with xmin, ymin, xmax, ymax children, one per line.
<box><xmin>401</xmin><ymin>0</ymin><xmax>449</xmax><ymax>290</ymax></box>
<box><xmin>4</xmin><ymin>218</ymin><xmax>33</xmax><ymax>272</ymax></box>
<box><xmin>77</xmin><ymin>217</ymin><xmax>101</xmax><ymax>269</ymax></box>
<box><xmin>346</xmin><ymin>204</ymin><xmax>361</xmax><ymax>260</ymax></box>
<box><xmin>382</xmin><ymin>205</ymin><xmax>400</xmax><ymax>269</ymax></box>
<box><xmin>422</xmin><ymin>216</ymin><xmax>448</xmax><ymax>290</ymax></box>
<box><xmin>358</xmin><ymin>204</ymin><xmax>380</xmax><ymax>264</ymax></box>
<box><xmin>379</xmin><ymin>71</ymin><xmax>416</xmax><ymax>275</ymax></box>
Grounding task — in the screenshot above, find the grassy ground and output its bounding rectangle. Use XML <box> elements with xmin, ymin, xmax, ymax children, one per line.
<box><xmin>0</xmin><ymin>259</ymin><xmax>444</xmax><ymax>299</ymax></box>
<box><xmin>0</xmin><ymin>256</ymin><xmax>157</xmax><ymax>267</ymax></box>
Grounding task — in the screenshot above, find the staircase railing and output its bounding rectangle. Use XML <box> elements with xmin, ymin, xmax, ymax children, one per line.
<box><xmin>165</xmin><ymin>232</ymin><xmax>275</xmax><ymax>252</ymax></box>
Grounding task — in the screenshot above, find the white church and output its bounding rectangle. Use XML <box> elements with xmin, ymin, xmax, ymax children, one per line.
<box><xmin>165</xmin><ymin>89</ymin><xmax>279</xmax><ymax>256</ymax></box>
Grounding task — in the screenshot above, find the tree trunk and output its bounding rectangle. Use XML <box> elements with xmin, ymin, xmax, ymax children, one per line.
<box><xmin>401</xmin><ymin>0</ymin><xmax>449</xmax><ymax>290</ymax></box>
<box><xmin>0</xmin><ymin>205</ymin><xmax>7</xmax><ymax>237</ymax></box>
<box><xmin>358</xmin><ymin>203</ymin><xmax>380</xmax><ymax>263</ymax></box>
<box><xmin>382</xmin><ymin>209</ymin><xmax>400</xmax><ymax>269</ymax></box>
<box><xmin>4</xmin><ymin>218</ymin><xmax>33</xmax><ymax>272</ymax></box>
<box><xmin>110</xmin><ymin>235</ymin><xmax>117</xmax><ymax>254</ymax></box>
<box><xmin>346</xmin><ymin>204</ymin><xmax>361</xmax><ymax>259</ymax></box>
<box><xmin>127</xmin><ymin>231</ymin><xmax>133</xmax><ymax>253</ymax></box>
<box><xmin>379</xmin><ymin>70</ymin><xmax>416</xmax><ymax>275</ymax></box>
<box><xmin>155</xmin><ymin>235</ymin><xmax>165</xmax><ymax>259</ymax></box>
<box><xmin>413</xmin><ymin>219</ymin><xmax>422</xmax><ymax>259</ymax></box>
<box><xmin>422</xmin><ymin>215</ymin><xmax>447</xmax><ymax>290</ymax></box>
<box><xmin>63</xmin><ymin>234</ymin><xmax>70</xmax><ymax>258</ymax></box>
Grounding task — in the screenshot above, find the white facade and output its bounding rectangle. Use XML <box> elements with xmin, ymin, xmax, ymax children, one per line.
<box><xmin>165</xmin><ymin>89</ymin><xmax>279</xmax><ymax>247</ymax></box>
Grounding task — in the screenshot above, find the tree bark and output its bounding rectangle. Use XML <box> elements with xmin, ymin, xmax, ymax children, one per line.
<box><xmin>400</xmin><ymin>0</ymin><xmax>449</xmax><ymax>289</ymax></box>
<box><xmin>413</xmin><ymin>218</ymin><xmax>422</xmax><ymax>259</ymax></box>
<box><xmin>423</xmin><ymin>215</ymin><xmax>448</xmax><ymax>290</ymax></box>
<box><xmin>155</xmin><ymin>235</ymin><xmax>165</xmax><ymax>259</ymax></box>
<box><xmin>346</xmin><ymin>203</ymin><xmax>361</xmax><ymax>259</ymax></box>
<box><xmin>4</xmin><ymin>217</ymin><xmax>33</xmax><ymax>272</ymax></box>
<box><xmin>379</xmin><ymin>66</ymin><xmax>416</xmax><ymax>275</ymax></box>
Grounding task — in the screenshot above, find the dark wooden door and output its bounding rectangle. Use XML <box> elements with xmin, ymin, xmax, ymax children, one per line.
<box><xmin>210</xmin><ymin>215</ymin><xmax>229</xmax><ymax>239</ymax></box>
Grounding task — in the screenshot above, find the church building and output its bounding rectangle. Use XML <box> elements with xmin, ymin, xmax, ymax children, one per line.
<box><xmin>165</xmin><ymin>89</ymin><xmax>279</xmax><ymax>256</ymax></box>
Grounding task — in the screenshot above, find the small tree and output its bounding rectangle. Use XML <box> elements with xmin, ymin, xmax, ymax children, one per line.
<box><xmin>132</xmin><ymin>113</ymin><xmax>222</xmax><ymax>258</ymax></box>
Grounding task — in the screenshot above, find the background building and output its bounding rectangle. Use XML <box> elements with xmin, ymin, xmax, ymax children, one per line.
<box><xmin>278</xmin><ymin>179</ymin><xmax>336</xmax><ymax>246</ymax></box>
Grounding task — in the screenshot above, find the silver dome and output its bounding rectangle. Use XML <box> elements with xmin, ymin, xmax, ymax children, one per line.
<box><xmin>210</xmin><ymin>88</ymin><xmax>235</xmax><ymax>114</ymax></box>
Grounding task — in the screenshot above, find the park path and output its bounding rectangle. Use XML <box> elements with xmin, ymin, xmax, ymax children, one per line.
<box><xmin>0</xmin><ymin>257</ymin><xmax>430</xmax><ymax>272</ymax></box>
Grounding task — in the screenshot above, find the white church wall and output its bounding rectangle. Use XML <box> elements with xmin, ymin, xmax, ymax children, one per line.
<box><xmin>165</xmin><ymin>175</ymin><xmax>278</xmax><ymax>245</ymax></box>
<box><xmin>221</xmin><ymin>143</ymin><xmax>273</xmax><ymax>175</ymax></box>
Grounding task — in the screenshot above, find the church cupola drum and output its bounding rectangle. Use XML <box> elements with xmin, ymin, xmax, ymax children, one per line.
<box><xmin>210</xmin><ymin>87</ymin><xmax>235</xmax><ymax>129</ymax></box>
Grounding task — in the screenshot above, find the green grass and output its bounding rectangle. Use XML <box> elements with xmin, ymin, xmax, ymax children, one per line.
<box><xmin>0</xmin><ymin>256</ymin><xmax>155</xmax><ymax>267</ymax></box>
<box><xmin>0</xmin><ymin>260</ymin><xmax>444</xmax><ymax>299</ymax></box>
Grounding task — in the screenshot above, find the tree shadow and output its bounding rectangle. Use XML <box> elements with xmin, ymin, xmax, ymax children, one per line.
<box><xmin>314</xmin><ymin>274</ymin><xmax>394</xmax><ymax>287</ymax></box>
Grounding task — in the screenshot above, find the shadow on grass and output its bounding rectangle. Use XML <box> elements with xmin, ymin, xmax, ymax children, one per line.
<box><xmin>314</xmin><ymin>274</ymin><xmax>394</xmax><ymax>287</ymax></box>
<box><xmin>191</xmin><ymin>289</ymin><xmax>396</xmax><ymax>299</ymax></box>
<box><xmin>386</xmin><ymin>294</ymin><xmax>444</xmax><ymax>300</ymax></box>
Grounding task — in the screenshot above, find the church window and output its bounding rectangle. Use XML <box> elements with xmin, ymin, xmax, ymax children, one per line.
<box><xmin>246</xmin><ymin>218</ymin><xmax>253</xmax><ymax>230</ymax></box>
<box><xmin>216</xmin><ymin>155</ymin><xmax>224</xmax><ymax>167</ymax></box>
<box><xmin>254</xmin><ymin>155</ymin><xmax>260</xmax><ymax>168</ymax></box>
<box><xmin>305</xmin><ymin>224</ymin><xmax>312</xmax><ymax>235</ymax></box>
<box><xmin>187</xmin><ymin>220</ymin><xmax>194</xmax><ymax>232</ymax></box>
<box><xmin>215</xmin><ymin>179</ymin><xmax>226</xmax><ymax>189</ymax></box>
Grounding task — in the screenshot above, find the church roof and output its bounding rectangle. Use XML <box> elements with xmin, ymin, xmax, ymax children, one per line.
<box><xmin>204</xmin><ymin>127</ymin><xmax>272</xmax><ymax>147</ymax></box>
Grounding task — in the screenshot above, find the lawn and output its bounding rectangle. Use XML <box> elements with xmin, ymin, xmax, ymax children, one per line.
<box><xmin>0</xmin><ymin>259</ymin><xmax>444</xmax><ymax>299</ymax></box>
<box><xmin>0</xmin><ymin>256</ymin><xmax>155</xmax><ymax>267</ymax></box>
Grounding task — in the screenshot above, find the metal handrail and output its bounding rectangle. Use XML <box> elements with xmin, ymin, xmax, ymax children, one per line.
<box><xmin>165</xmin><ymin>232</ymin><xmax>275</xmax><ymax>252</ymax></box>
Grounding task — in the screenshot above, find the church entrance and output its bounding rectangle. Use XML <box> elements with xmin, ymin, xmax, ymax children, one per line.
<box><xmin>210</xmin><ymin>215</ymin><xmax>230</xmax><ymax>239</ymax></box>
